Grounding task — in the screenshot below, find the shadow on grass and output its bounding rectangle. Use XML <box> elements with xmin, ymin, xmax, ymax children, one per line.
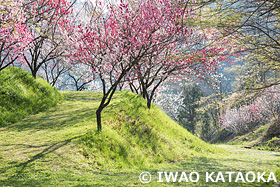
<box><xmin>0</xmin><ymin>136</ymin><xmax>81</xmax><ymax>186</ymax></box>
<box><xmin>3</xmin><ymin>97</ymin><xmax>125</xmax><ymax>133</ymax></box>
<box><xmin>1</xmin><ymin>143</ymin><xmax>50</xmax><ymax>149</ymax></box>
<box><xmin>4</xmin><ymin>105</ymin><xmax>96</xmax><ymax>132</ymax></box>
<box><xmin>0</xmin><ymin>149</ymin><xmax>277</xmax><ymax>186</ymax></box>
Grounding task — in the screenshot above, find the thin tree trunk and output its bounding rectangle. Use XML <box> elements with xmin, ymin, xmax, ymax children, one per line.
<box><xmin>95</xmin><ymin>85</ymin><xmax>117</xmax><ymax>132</ymax></box>
<box><xmin>248</xmin><ymin>125</ymin><xmax>254</xmax><ymax>133</ymax></box>
<box><xmin>96</xmin><ymin>108</ymin><xmax>102</xmax><ymax>132</ymax></box>
<box><xmin>147</xmin><ymin>98</ymin><xmax>152</xmax><ymax>109</ymax></box>
<box><xmin>32</xmin><ymin>71</ymin><xmax>37</xmax><ymax>79</ymax></box>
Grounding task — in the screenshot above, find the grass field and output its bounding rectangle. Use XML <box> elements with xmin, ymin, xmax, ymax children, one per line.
<box><xmin>0</xmin><ymin>91</ymin><xmax>279</xmax><ymax>186</ymax></box>
<box><xmin>0</xmin><ymin>67</ymin><xmax>62</xmax><ymax>126</ymax></box>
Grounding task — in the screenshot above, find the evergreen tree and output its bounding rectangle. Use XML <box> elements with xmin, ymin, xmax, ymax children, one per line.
<box><xmin>178</xmin><ymin>84</ymin><xmax>202</xmax><ymax>134</ymax></box>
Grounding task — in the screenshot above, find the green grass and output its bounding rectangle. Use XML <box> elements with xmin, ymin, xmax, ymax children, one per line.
<box><xmin>77</xmin><ymin>91</ymin><xmax>220</xmax><ymax>170</ymax></box>
<box><xmin>0</xmin><ymin>67</ymin><xmax>62</xmax><ymax>126</ymax></box>
<box><xmin>229</xmin><ymin>125</ymin><xmax>269</xmax><ymax>145</ymax></box>
<box><xmin>227</xmin><ymin>124</ymin><xmax>280</xmax><ymax>152</ymax></box>
<box><xmin>0</xmin><ymin>91</ymin><xmax>279</xmax><ymax>186</ymax></box>
<box><xmin>254</xmin><ymin>137</ymin><xmax>280</xmax><ymax>152</ymax></box>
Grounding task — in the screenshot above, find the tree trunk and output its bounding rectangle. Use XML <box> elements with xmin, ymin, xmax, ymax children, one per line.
<box><xmin>95</xmin><ymin>89</ymin><xmax>116</xmax><ymax>132</ymax></box>
<box><xmin>96</xmin><ymin>108</ymin><xmax>102</xmax><ymax>132</ymax></box>
<box><xmin>147</xmin><ymin>99</ymin><xmax>152</xmax><ymax>109</ymax></box>
<box><xmin>32</xmin><ymin>71</ymin><xmax>37</xmax><ymax>79</ymax></box>
<box><xmin>248</xmin><ymin>125</ymin><xmax>254</xmax><ymax>134</ymax></box>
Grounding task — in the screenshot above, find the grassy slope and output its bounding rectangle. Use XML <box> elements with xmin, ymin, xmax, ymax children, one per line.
<box><xmin>228</xmin><ymin>125</ymin><xmax>269</xmax><ymax>146</ymax></box>
<box><xmin>0</xmin><ymin>91</ymin><xmax>279</xmax><ymax>186</ymax></box>
<box><xmin>0</xmin><ymin>67</ymin><xmax>62</xmax><ymax>126</ymax></box>
<box><xmin>75</xmin><ymin>91</ymin><xmax>220</xmax><ymax>169</ymax></box>
<box><xmin>227</xmin><ymin>123</ymin><xmax>280</xmax><ymax>152</ymax></box>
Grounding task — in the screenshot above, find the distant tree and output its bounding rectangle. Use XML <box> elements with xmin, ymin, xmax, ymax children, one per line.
<box><xmin>154</xmin><ymin>84</ymin><xmax>184</xmax><ymax>121</ymax></box>
<box><xmin>66</xmin><ymin>63</ymin><xmax>94</xmax><ymax>91</ymax></box>
<box><xmin>21</xmin><ymin>0</ymin><xmax>75</xmax><ymax>78</ymax></box>
<box><xmin>178</xmin><ymin>84</ymin><xmax>202</xmax><ymax>134</ymax></box>
<box><xmin>41</xmin><ymin>58</ymin><xmax>70</xmax><ymax>87</ymax></box>
<box><xmin>200</xmin><ymin>112</ymin><xmax>211</xmax><ymax>141</ymax></box>
<box><xmin>221</xmin><ymin>86</ymin><xmax>280</xmax><ymax>133</ymax></box>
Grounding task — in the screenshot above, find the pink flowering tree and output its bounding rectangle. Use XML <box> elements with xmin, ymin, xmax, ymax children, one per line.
<box><xmin>0</xmin><ymin>0</ymin><xmax>33</xmax><ymax>71</ymax></box>
<box><xmin>221</xmin><ymin>86</ymin><xmax>280</xmax><ymax>133</ymax></box>
<box><xmin>127</xmin><ymin>27</ymin><xmax>236</xmax><ymax>108</ymax></box>
<box><xmin>65</xmin><ymin>0</ymin><xmax>199</xmax><ymax>131</ymax></box>
<box><xmin>21</xmin><ymin>0</ymin><xmax>75</xmax><ymax>78</ymax></box>
<box><xmin>66</xmin><ymin>63</ymin><xmax>95</xmax><ymax>91</ymax></box>
<box><xmin>40</xmin><ymin>58</ymin><xmax>71</xmax><ymax>87</ymax></box>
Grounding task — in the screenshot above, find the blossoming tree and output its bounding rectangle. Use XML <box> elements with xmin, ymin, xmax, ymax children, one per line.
<box><xmin>0</xmin><ymin>0</ymin><xmax>33</xmax><ymax>71</ymax></box>
<box><xmin>65</xmin><ymin>0</ymin><xmax>200</xmax><ymax>131</ymax></box>
<box><xmin>221</xmin><ymin>86</ymin><xmax>280</xmax><ymax>133</ymax></box>
<box><xmin>21</xmin><ymin>0</ymin><xmax>74</xmax><ymax>78</ymax></box>
<box><xmin>65</xmin><ymin>0</ymin><xmax>238</xmax><ymax>131</ymax></box>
